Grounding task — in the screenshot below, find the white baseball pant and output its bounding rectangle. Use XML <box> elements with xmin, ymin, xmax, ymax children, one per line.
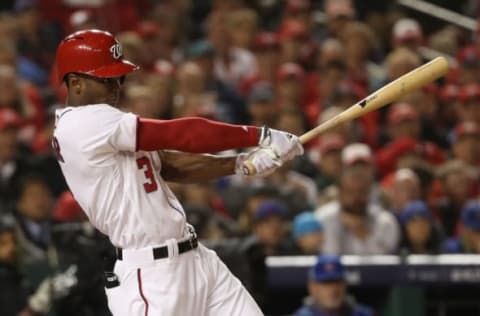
<box><xmin>105</xmin><ymin>241</ymin><xmax>264</xmax><ymax>316</ymax></box>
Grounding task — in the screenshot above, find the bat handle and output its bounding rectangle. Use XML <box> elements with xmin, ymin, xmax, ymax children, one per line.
<box><xmin>242</xmin><ymin>161</ymin><xmax>257</xmax><ymax>176</ymax></box>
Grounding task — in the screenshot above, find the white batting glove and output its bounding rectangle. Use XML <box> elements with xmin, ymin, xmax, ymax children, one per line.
<box><xmin>258</xmin><ymin>126</ymin><xmax>304</xmax><ymax>162</ymax></box>
<box><xmin>235</xmin><ymin>148</ymin><xmax>282</xmax><ymax>177</ymax></box>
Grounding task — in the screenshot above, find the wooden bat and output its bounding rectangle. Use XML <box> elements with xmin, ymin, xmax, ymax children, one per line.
<box><xmin>243</xmin><ymin>56</ymin><xmax>449</xmax><ymax>175</ymax></box>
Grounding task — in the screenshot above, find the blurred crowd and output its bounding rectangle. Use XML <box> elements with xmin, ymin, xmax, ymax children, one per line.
<box><xmin>1</xmin><ymin>0</ymin><xmax>480</xmax><ymax>315</ymax></box>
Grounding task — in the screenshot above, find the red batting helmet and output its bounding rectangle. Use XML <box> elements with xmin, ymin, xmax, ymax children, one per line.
<box><xmin>56</xmin><ymin>29</ymin><xmax>139</xmax><ymax>82</ymax></box>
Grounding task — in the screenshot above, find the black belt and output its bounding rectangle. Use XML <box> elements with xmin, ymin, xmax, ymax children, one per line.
<box><xmin>116</xmin><ymin>236</ymin><xmax>198</xmax><ymax>261</ymax></box>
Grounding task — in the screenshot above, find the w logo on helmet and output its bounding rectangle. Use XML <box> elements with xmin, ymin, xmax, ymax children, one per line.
<box><xmin>109</xmin><ymin>43</ymin><xmax>122</xmax><ymax>59</ymax></box>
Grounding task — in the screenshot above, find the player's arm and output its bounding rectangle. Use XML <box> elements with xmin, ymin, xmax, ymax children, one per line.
<box><xmin>137</xmin><ymin>117</ymin><xmax>260</xmax><ymax>153</ymax></box>
<box><xmin>158</xmin><ymin>149</ymin><xmax>280</xmax><ymax>183</ymax></box>
<box><xmin>136</xmin><ymin>117</ymin><xmax>303</xmax><ymax>159</ymax></box>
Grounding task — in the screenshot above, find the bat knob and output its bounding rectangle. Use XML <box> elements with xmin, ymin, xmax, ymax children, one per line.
<box><xmin>242</xmin><ymin>161</ymin><xmax>257</xmax><ymax>176</ymax></box>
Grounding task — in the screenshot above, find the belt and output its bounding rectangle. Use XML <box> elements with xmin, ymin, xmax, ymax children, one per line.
<box><xmin>116</xmin><ymin>236</ymin><xmax>198</xmax><ymax>261</ymax></box>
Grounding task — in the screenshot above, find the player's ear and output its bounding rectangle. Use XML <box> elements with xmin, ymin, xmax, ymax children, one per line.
<box><xmin>67</xmin><ymin>74</ymin><xmax>83</xmax><ymax>94</ymax></box>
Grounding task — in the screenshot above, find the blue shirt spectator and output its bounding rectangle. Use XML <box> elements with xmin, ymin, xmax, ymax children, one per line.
<box><xmin>293</xmin><ymin>255</ymin><xmax>374</xmax><ymax>316</ymax></box>
<box><xmin>444</xmin><ymin>200</ymin><xmax>480</xmax><ymax>254</ymax></box>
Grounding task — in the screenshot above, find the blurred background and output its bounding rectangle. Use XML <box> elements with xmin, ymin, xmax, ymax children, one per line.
<box><xmin>1</xmin><ymin>0</ymin><xmax>480</xmax><ymax>315</ymax></box>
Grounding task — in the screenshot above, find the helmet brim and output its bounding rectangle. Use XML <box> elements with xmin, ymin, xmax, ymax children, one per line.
<box><xmin>86</xmin><ymin>59</ymin><xmax>140</xmax><ymax>78</ymax></box>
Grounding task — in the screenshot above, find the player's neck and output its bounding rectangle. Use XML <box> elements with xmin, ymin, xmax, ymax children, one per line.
<box><xmin>67</xmin><ymin>93</ymin><xmax>102</xmax><ymax>107</ymax></box>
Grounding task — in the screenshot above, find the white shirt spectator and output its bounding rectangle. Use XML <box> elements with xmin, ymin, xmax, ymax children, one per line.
<box><xmin>214</xmin><ymin>47</ymin><xmax>257</xmax><ymax>88</ymax></box>
<box><xmin>315</xmin><ymin>201</ymin><xmax>400</xmax><ymax>255</ymax></box>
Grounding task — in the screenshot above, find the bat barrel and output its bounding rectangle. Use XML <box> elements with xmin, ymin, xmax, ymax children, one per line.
<box><xmin>299</xmin><ymin>56</ymin><xmax>449</xmax><ymax>145</ymax></box>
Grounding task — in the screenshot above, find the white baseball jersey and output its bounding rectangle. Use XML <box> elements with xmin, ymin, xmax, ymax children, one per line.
<box><xmin>53</xmin><ymin>104</ymin><xmax>187</xmax><ymax>249</ymax></box>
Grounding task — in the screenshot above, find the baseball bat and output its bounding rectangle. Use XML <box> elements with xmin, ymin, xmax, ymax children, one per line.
<box><xmin>243</xmin><ymin>56</ymin><xmax>449</xmax><ymax>175</ymax></box>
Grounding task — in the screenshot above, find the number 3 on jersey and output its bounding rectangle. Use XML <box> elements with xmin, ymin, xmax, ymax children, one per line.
<box><xmin>136</xmin><ymin>157</ymin><xmax>158</xmax><ymax>193</ymax></box>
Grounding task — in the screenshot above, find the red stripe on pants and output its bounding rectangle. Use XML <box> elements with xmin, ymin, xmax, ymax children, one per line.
<box><xmin>137</xmin><ymin>269</ymin><xmax>149</xmax><ymax>316</ymax></box>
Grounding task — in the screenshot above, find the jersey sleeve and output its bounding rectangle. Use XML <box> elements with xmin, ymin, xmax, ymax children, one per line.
<box><xmin>79</xmin><ymin>105</ymin><xmax>137</xmax><ymax>164</ymax></box>
<box><xmin>107</xmin><ymin>111</ymin><xmax>138</xmax><ymax>152</ymax></box>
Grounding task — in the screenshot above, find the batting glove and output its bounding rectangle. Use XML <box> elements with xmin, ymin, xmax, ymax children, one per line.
<box><xmin>235</xmin><ymin>148</ymin><xmax>282</xmax><ymax>177</ymax></box>
<box><xmin>258</xmin><ymin>126</ymin><xmax>304</xmax><ymax>162</ymax></box>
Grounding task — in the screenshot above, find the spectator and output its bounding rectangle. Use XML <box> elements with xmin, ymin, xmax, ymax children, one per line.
<box><xmin>384</xmin><ymin>47</ymin><xmax>421</xmax><ymax>81</ymax></box>
<box><xmin>435</xmin><ymin>160</ymin><xmax>477</xmax><ymax>237</ymax></box>
<box><xmin>173</xmin><ymin>61</ymin><xmax>221</xmax><ymax>119</ymax></box>
<box><xmin>322</xmin><ymin>0</ymin><xmax>355</xmax><ymax>40</ymax></box>
<box><xmin>0</xmin><ymin>38</ymin><xmax>17</xmax><ymax>67</ymax></box>
<box><xmin>122</xmin><ymin>84</ymin><xmax>159</xmax><ymax>118</ymax></box>
<box><xmin>13</xmin><ymin>174</ymin><xmax>54</xmax><ymax>265</ymax></box>
<box><xmin>232</xmin><ymin>185</ymin><xmax>281</xmax><ymax>235</ymax></box>
<box><xmin>327</xmin><ymin>81</ymin><xmax>364</xmax><ymax>112</ymax></box>
<box><xmin>275</xmin><ymin>107</ymin><xmax>308</xmax><ymax>137</ymax></box>
<box><xmin>15</xmin><ymin>0</ymin><xmax>59</xmax><ymax>87</ymax></box>
<box><xmin>227</xmin><ymin>8</ymin><xmax>258</xmax><ymax>49</ymax></box>
<box><xmin>207</xmin><ymin>11</ymin><xmax>257</xmax><ymax>89</ymax></box>
<box><xmin>309</xmin><ymin>134</ymin><xmax>345</xmax><ymax>191</ymax></box>
<box><xmin>0</xmin><ymin>108</ymin><xmax>34</xmax><ymax>212</ymax></box>
<box><xmin>450</xmin><ymin>121</ymin><xmax>480</xmax><ymax>166</ymax></box>
<box><xmin>316</xmin><ymin>167</ymin><xmax>400</xmax><ymax>255</ymax></box>
<box><xmin>317</xmin><ymin>39</ymin><xmax>345</xmax><ymax>70</ymax></box>
<box><xmin>263</xmin><ymin>162</ymin><xmax>318</xmax><ymax>212</ymax></box>
<box><xmin>455</xmin><ymin>46</ymin><xmax>480</xmax><ymax>86</ymax></box>
<box><xmin>383</xmin><ymin>168</ymin><xmax>422</xmax><ymax>215</ymax></box>
<box><xmin>444</xmin><ymin>201</ymin><xmax>480</xmax><ymax>254</ymax></box>
<box><xmin>392</xmin><ymin>18</ymin><xmax>424</xmax><ymax>54</ymax></box>
<box><xmin>376</xmin><ymin>137</ymin><xmax>444</xmax><ymax>179</ymax></box>
<box><xmin>398</xmin><ymin>201</ymin><xmax>444</xmax><ymax>255</ymax></box>
<box><xmin>251</xmin><ymin>200</ymin><xmax>294</xmax><ymax>256</ymax></box>
<box><xmin>283</xmin><ymin>0</ymin><xmax>312</xmax><ymax>32</ymax></box>
<box><xmin>317</xmin><ymin>107</ymin><xmax>349</xmax><ymax>140</ymax></box>
<box><xmin>150</xmin><ymin>5</ymin><xmax>185</xmax><ymax>62</ymax></box>
<box><xmin>0</xmin><ymin>215</ymin><xmax>29</xmax><ymax>316</ymax></box>
<box><xmin>278</xmin><ymin>20</ymin><xmax>309</xmax><ymax>65</ymax></box>
<box><xmin>0</xmin><ymin>64</ymin><xmax>45</xmax><ymax>138</ymax></box>
<box><xmin>0</xmin><ymin>13</ymin><xmax>17</xmax><ymax>47</ymax></box>
<box><xmin>133</xmin><ymin>20</ymin><xmax>163</xmax><ymax>67</ymax></box>
<box><xmin>186</xmin><ymin>39</ymin><xmax>248</xmax><ymax>123</ymax></box>
<box><xmin>456</xmin><ymin>84</ymin><xmax>480</xmax><ymax>126</ymax></box>
<box><xmin>185</xmin><ymin>204</ymin><xmax>239</xmax><ymax>242</ymax></box>
<box><xmin>342</xmin><ymin>143</ymin><xmax>381</xmax><ymax>205</ymax></box>
<box><xmin>247</xmin><ymin>81</ymin><xmax>277</xmax><ymax>126</ymax></box>
<box><xmin>386</xmin><ymin>103</ymin><xmax>421</xmax><ymax>142</ymax></box>
<box><xmin>339</xmin><ymin>21</ymin><xmax>384</xmax><ymax>92</ymax></box>
<box><xmin>242</xmin><ymin>32</ymin><xmax>281</xmax><ymax>92</ymax></box>
<box><xmin>144</xmin><ymin>59</ymin><xmax>175</xmax><ymax>119</ymax></box>
<box><xmin>293</xmin><ymin>255</ymin><xmax>373</xmax><ymax>316</ymax></box>
<box><xmin>276</xmin><ymin>62</ymin><xmax>306</xmax><ymax>110</ymax></box>
<box><xmin>292</xmin><ymin>212</ymin><xmax>324</xmax><ymax>255</ymax></box>
<box><xmin>48</xmin><ymin>211</ymin><xmax>112</xmax><ymax>316</ymax></box>
<box><xmin>341</xmin><ymin>143</ymin><xmax>374</xmax><ymax>180</ymax></box>
<box><xmin>304</xmin><ymin>61</ymin><xmax>349</xmax><ymax>128</ymax></box>
<box><xmin>417</xmin><ymin>84</ymin><xmax>449</xmax><ymax>148</ymax></box>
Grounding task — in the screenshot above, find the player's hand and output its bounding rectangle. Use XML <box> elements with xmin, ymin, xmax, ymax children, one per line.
<box><xmin>258</xmin><ymin>126</ymin><xmax>304</xmax><ymax>162</ymax></box>
<box><xmin>235</xmin><ymin>148</ymin><xmax>282</xmax><ymax>177</ymax></box>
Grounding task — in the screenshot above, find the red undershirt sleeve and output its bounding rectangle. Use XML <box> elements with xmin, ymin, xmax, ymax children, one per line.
<box><xmin>136</xmin><ymin>117</ymin><xmax>260</xmax><ymax>153</ymax></box>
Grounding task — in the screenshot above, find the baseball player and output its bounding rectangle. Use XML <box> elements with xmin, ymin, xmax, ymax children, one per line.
<box><xmin>52</xmin><ymin>29</ymin><xmax>303</xmax><ymax>316</ymax></box>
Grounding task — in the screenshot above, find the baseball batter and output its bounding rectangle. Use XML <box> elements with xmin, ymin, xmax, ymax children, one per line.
<box><xmin>52</xmin><ymin>29</ymin><xmax>303</xmax><ymax>316</ymax></box>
